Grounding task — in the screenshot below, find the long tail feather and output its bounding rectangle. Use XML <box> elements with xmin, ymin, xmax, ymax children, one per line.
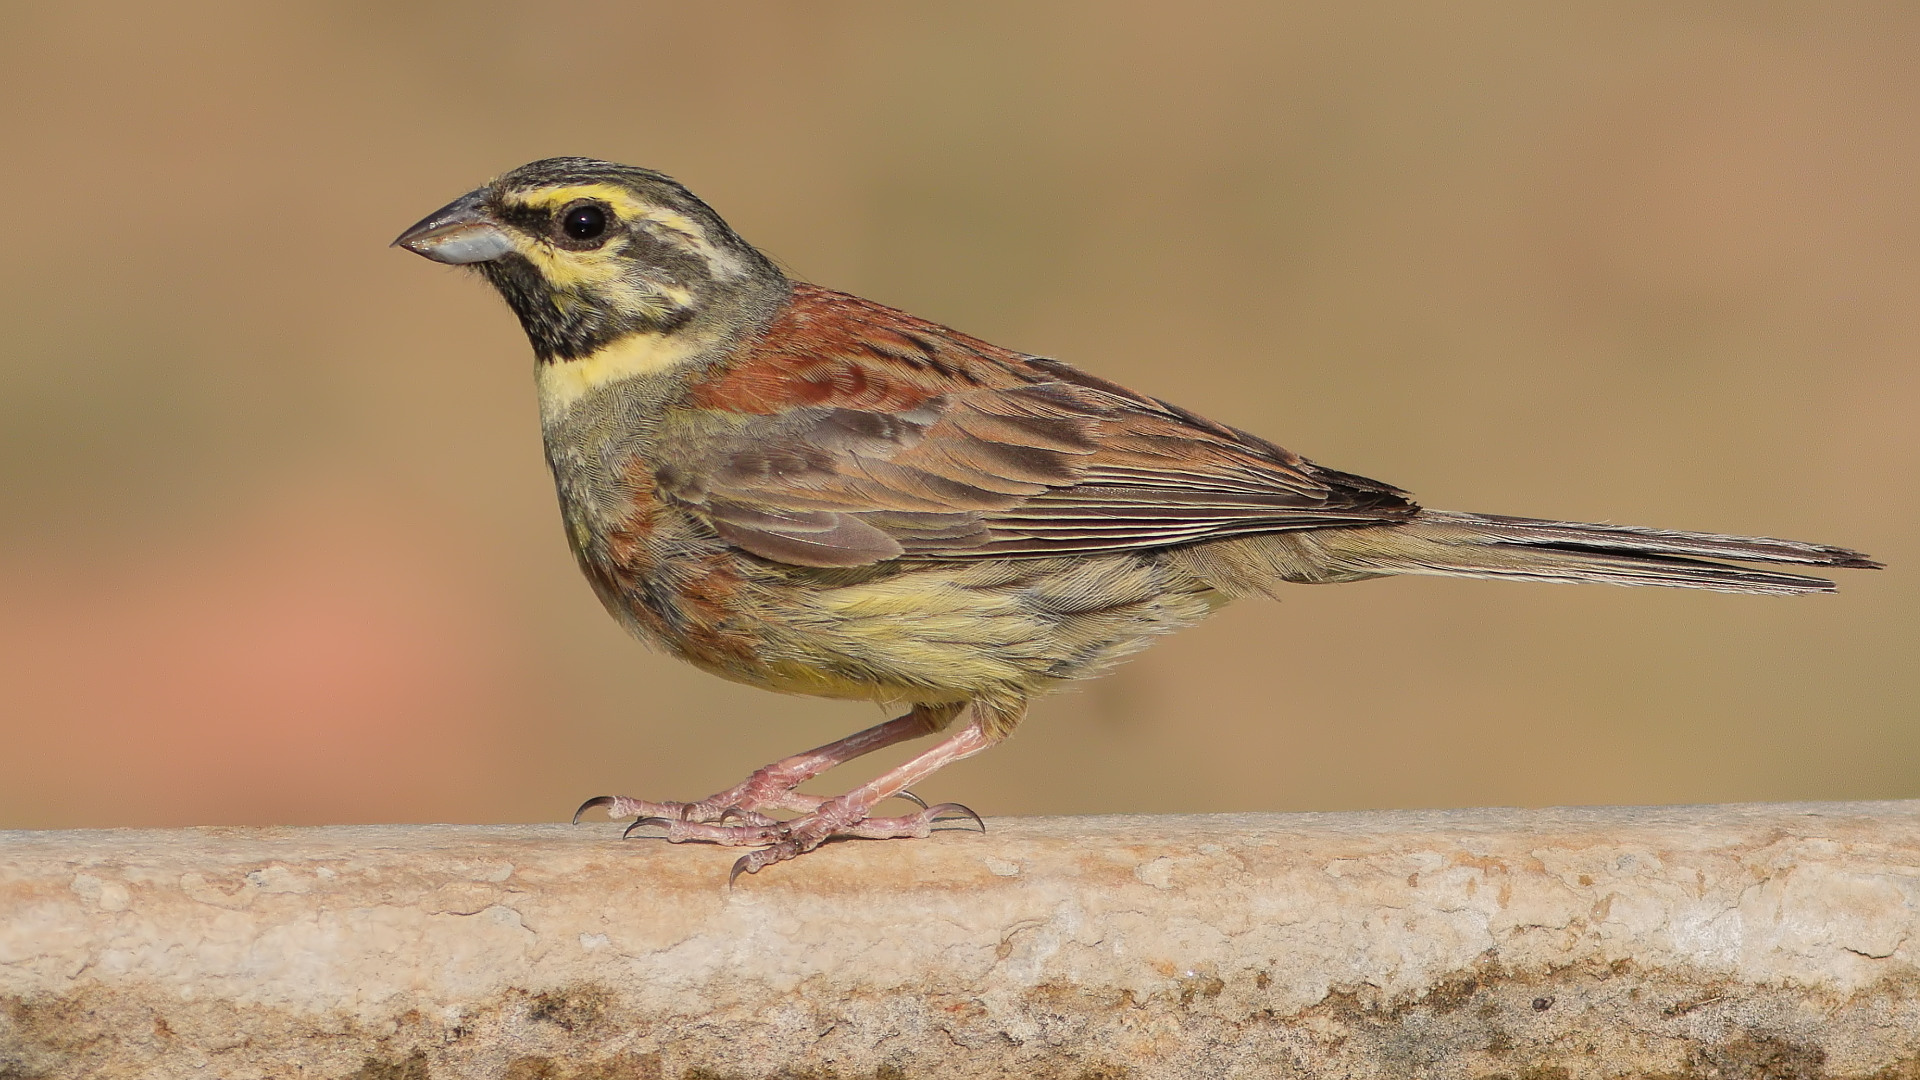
<box><xmin>1331</xmin><ymin>510</ymin><xmax>1881</xmax><ymax>596</ymax></box>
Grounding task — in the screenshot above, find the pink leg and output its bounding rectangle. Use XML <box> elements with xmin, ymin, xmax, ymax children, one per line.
<box><xmin>633</xmin><ymin>709</ymin><xmax>1009</xmax><ymax>881</ymax></box>
<box><xmin>732</xmin><ymin>719</ymin><xmax>1000</xmax><ymax>879</ymax></box>
<box><xmin>573</xmin><ymin>702</ymin><xmax>963</xmax><ymax>828</ymax></box>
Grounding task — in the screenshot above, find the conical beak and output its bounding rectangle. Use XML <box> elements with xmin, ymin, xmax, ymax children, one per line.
<box><xmin>392</xmin><ymin>189</ymin><xmax>515</xmax><ymax>265</ymax></box>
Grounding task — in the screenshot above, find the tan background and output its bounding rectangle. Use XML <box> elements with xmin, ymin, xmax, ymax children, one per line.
<box><xmin>0</xmin><ymin>2</ymin><xmax>1912</xmax><ymax>830</ymax></box>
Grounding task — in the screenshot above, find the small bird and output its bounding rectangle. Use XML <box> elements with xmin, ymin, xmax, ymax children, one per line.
<box><xmin>396</xmin><ymin>157</ymin><xmax>1879</xmax><ymax>879</ymax></box>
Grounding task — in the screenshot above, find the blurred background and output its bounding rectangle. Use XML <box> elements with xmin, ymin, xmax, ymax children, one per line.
<box><xmin>1</xmin><ymin>2</ymin><xmax>1913</xmax><ymax>830</ymax></box>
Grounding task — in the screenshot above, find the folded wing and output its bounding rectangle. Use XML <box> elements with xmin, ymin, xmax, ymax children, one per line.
<box><xmin>660</xmin><ymin>284</ymin><xmax>1415</xmax><ymax>568</ymax></box>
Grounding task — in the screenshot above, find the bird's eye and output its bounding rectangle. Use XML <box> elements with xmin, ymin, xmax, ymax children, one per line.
<box><xmin>560</xmin><ymin>203</ymin><xmax>609</xmax><ymax>242</ymax></box>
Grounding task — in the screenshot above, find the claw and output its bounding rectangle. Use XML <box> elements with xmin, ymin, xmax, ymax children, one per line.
<box><xmin>623</xmin><ymin>816</ymin><xmax>673</xmax><ymax>839</ymax></box>
<box><xmin>571</xmin><ymin>795</ymin><xmax>617</xmax><ymax>825</ymax></box>
<box><xmin>895</xmin><ymin>789</ymin><xmax>929</xmax><ymax>810</ymax></box>
<box><xmin>925</xmin><ymin>802</ymin><xmax>986</xmax><ymax>833</ymax></box>
<box><xmin>728</xmin><ymin>840</ymin><xmax>802</xmax><ymax>886</ymax></box>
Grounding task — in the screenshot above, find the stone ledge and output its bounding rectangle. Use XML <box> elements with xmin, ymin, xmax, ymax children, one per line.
<box><xmin>3</xmin><ymin>802</ymin><xmax>1918</xmax><ymax>1079</ymax></box>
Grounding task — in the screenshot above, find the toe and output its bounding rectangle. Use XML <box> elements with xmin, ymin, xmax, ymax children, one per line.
<box><xmin>730</xmin><ymin>841</ymin><xmax>802</xmax><ymax>885</ymax></box>
<box><xmin>623</xmin><ymin>817</ymin><xmax>788</xmax><ymax>846</ymax></box>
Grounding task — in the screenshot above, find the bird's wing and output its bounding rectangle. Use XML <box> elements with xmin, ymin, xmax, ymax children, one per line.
<box><xmin>659</xmin><ymin>284</ymin><xmax>1416</xmax><ymax>568</ymax></box>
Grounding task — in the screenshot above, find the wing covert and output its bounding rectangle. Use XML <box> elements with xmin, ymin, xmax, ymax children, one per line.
<box><xmin>658</xmin><ymin>284</ymin><xmax>1416</xmax><ymax>568</ymax></box>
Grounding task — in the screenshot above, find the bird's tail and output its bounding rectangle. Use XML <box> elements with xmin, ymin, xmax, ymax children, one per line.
<box><xmin>1189</xmin><ymin>510</ymin><xmax>1881</xmax><ymax>596</ymax></box>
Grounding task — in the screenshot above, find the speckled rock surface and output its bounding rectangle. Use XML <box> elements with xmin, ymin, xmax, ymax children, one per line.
<box><xmin>3</xmin><ymin>803</ymin><xmax>1918</xmax><ymax>1079</ymax></box>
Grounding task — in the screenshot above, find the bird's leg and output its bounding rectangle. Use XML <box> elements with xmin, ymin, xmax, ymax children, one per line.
<box><xmin>573</xmin><ymin>702</ymin><xmax>963</xmax><ymax>830</ymax></box>
<box><xmin>624</xmin><ymin>701</ymin><xmax>1010</xmax><ymax>875</ymax></box>
<box><xmin>728</xmin><ymin>715</ymin><xmax>1000</xmax><ymax>879</ymax></box>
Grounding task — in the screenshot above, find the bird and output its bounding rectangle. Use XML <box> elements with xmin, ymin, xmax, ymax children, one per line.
<box><xmin>395</xmin><ymin>157</ymin><xmax>1879</xmax><ymax>880</ymax></box>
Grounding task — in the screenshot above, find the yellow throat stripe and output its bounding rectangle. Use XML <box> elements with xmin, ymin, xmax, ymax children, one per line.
<box><xmin>536</xmin><ymin>330</ymin><xmax>713</xmax><ymax>419</ymax></box>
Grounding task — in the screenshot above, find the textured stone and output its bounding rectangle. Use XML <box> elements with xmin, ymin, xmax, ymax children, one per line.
<box><xmin>3</xmin><ymin>803</ymin><xmax>1918</xmax><ymax>1078</ymax></box>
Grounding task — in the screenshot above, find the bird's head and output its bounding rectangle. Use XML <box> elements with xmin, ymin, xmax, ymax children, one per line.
<box><xmin>394</xmin><ymin>158</ymin><xmax>786</xmax><ymax>363</ymax></box>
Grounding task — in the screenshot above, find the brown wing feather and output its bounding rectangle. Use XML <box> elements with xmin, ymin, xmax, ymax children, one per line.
<box><xmin>664</xmin><ymin>284</ymin><xmax>1415</xmax><ymax>567</ymax></box>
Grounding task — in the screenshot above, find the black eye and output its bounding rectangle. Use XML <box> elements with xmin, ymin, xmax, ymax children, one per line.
<box><xmin>561</xmin><ymin>203</ymin><xmax>608</xmax><ymax>241</ymax></box>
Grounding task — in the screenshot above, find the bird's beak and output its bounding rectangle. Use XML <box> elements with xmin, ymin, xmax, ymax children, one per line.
<box><xmin>392</xmin><ymin>189</ymin><xmax>515</xmax><ymax>265</ymax></box>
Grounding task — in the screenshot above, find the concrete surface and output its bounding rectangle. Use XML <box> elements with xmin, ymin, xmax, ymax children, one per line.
<box><xmin>3</xmin><ymin>803</ymin><xmax>1919</xmax><ymax>1078</ymax></box>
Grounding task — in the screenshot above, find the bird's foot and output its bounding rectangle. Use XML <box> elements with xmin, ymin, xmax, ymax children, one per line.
<box><xmin>722</xmin><ymin>798</ymin><xmax>985</xmax><ymax>884</ymax></box>
<box><xmin>572</xmin><ymin>786</ymin><xmax>936</xmax><ymax>832</ymax></box>
<box><xmin>573</xmin><ymin>713</ymin><xmax>997</xmax><ymax>880</ymax></box>
<box><xmin>608</xmin><ymin>795</ymin><xmax>981</xmax><ymax>880</ymax></box>
<box><xmin>572</xmin><ymin>766</ymin><xmax>834</xmax><ymax>829</ymax></box>
<box><xmin>570</xmin><ymin>706</ymin><xmax>965</xmax><ymax>831</ymax></box>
